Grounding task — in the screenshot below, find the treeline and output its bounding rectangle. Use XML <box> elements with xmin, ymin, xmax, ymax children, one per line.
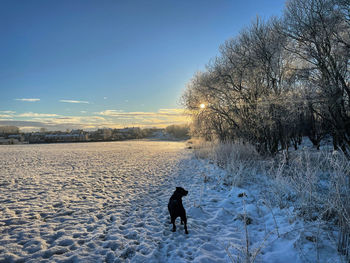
<box><xmin>0</xmin><ymin>126</ymin><xmax>20</xmax><ymax>134</ymax></box>
<box><xmin>182</xmin><ymin>0</ymin><xmax>350</xmax><ymax>156</ymax></box>
<box><xmin>165</xmin><ymin>124</ymin><xmax>190</xmax><ymax>139</ymax></box>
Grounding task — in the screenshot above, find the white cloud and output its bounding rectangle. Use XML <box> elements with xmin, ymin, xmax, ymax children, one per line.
<box><xmin>1</xmin><ymin>108</ymin><xmax>189</xmax><ymax>131</ymax></box>
<box><xmin>96</xmin><ymin>109</ymin><xmax>187</xmax><ymax>117</ymax></box>
<box><xmin>0</xmin><ymin>111</ymin><xmax>16</xmax><ymax>114</ymax></box>
<box><xmin>94</xmin><ymin>108</ymin><xmax>189</xmax><ymax>128</ymax></box>
<box><xmin>158</xmin><ymin>109</ymin><xmax>186</xmax><ymax>115</ymax></box>
<box><xmin>59</xmin><ymin>100</ymin><xmax>89</xmax><ymax>104</ymax></box>
<box><xmin>48</xmin><ymin>116</ymin><xmax>106</xmax><ymax>125</ymax></box>
<box><xmin>96</xmin><ymin>110</ymin><xmax>128</xmax><ymax>116</ymax></box>
<box><xmin>0</xmin><ymin>114</ymin><xmax>12</xmax><ymax>118</ymax></box>
<box><xmin>15</xmin><ymin>98</ymin><xmax>40</xmax><ymax>102</ymax></box>
<box><xmin>17</xmin><ymin>112</ymin><xmax>59</xmax><ymax>118</ymax></box>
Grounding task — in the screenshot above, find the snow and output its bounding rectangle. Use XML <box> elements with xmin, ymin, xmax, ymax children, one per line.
<box><xmin>0</xmin><ymin>141</ymin><xmax>343</xmax><ymax>262</ymax></box>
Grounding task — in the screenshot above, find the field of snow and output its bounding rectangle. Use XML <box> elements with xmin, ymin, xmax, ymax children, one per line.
<box><xmin>0</xmin><ymin>141</ymin><xmax>342</xmax><ymax>262</ymax></box>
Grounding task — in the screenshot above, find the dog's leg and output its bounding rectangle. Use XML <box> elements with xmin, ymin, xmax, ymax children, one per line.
<box><xmin>181</xmin><ymin>219</ymin><xmax>184</xmax><ymax>225</ymax></box>
<box><xmin>171</xmin><ymin>218</ymin><xmax>176</xmax><ymax>232</ymax></box>
<box><xmin>182</xmin><ymin>216</ymin><xmax>188</xmax><ymax>234</ymax></box>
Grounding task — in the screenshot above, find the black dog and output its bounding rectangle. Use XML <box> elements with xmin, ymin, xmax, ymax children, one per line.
<box><xmin>168</xmin><ymin>187</ymin><xmax>188</xmax><ymax>234</ymax></box>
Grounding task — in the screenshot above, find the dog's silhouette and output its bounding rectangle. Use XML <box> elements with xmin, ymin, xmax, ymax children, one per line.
<box><xmin>168</xmin><ymin>187</ymin><xmax>188</xmax><ymax>234</ymax></box>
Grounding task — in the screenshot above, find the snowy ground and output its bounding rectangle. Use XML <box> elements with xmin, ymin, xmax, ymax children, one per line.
<box><xmin>0</xmin><ymin>141</ymin><xmax>342</xmax><ymax>262</ymax></box>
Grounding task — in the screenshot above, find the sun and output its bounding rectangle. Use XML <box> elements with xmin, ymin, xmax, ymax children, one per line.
<box><xmin>200</xmin><ymin>103</ymin><xmax>206</xmax><ymax>109</ymax></box>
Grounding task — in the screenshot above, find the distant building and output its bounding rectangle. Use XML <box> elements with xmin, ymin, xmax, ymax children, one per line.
<box><xmin>22</xmin><ymin>130</ymin><xmax>88</xmax><ymax>143</ymax></box>
<box><xmin>8</xmin><ymin>134</ymin><xmax>24</xmax><ymax>141</ymax></box>
<box><xmin>0</xmin><ymin>136</ymin><xmax>21</xmax><ymax>145</ymax></box>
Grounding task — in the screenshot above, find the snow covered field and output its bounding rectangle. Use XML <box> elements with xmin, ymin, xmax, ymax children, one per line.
<box><xmin>0</xmin><ymin>141</ymin><xmax>343</xmax><ymax>262</ymax></box>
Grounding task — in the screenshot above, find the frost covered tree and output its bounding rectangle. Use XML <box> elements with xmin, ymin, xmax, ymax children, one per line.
<box><xmin>281</xmin><ymin>0</ymin><xmax>350</xmax><ymax>155</ymax></box>
<box><xmin>183</xmin><ymin>0</ymin><xmax>350</xmax><ymax>157</ymax></box>
<box><xmin>182</xmin><ymin>19</ymin><xmax>303</xmax><ymax>155</ymax></box>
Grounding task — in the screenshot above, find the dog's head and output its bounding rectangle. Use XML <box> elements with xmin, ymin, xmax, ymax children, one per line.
<box><xmin>175</xmin><ymin>187</ymin><xmax>188</xmax><ymax>197</ymax></box>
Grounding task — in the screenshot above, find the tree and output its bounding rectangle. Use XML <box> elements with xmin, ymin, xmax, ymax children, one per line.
<box><xmin>281</xmin><ymin>0</ymin><xmax>350</xmax><ymax>155</ymax></box>
<box><xmin>0</xmin><ymin>126</ymin><xmax>20</xmax><ymax>134</ymax></box>
<box><xmin>182</xmin><ymin>18</ymin><xmax>302</xmax><ymax>155</ymax></box>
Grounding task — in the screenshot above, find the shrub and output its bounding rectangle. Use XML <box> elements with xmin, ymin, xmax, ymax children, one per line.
<box><xmin>193</xmin><ymin>141</ymin><xmax>350</xmax><ymax>259</ymax></box>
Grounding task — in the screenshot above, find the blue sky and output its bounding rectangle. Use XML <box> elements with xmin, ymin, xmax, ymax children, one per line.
<box><xmin>0</xmin><ymin>0</ymin><xmax>286</xmax><ymax>131</ymax></box>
